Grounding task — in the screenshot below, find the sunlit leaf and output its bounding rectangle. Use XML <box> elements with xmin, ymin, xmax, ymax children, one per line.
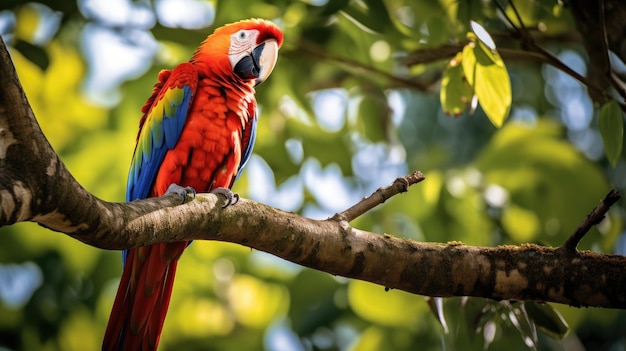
<box><xmin>476</xmin><ymin>120</ymin><xmax>611</xmax><ymax>247</ymax></box>
<box><xmin>504</xmin><ymin>0</ymin><xmax>571</xmax><ymax>34</ymax></box>
<box><xmin>598</xmin><ymin>99</ymin><xmax>624</xmax><ymax>167</ymax></box>
<box><xmin>441</xmin><ymin>52</ymin><xmax>474</xmax><ymax>116</ymax></box>
<box><xmin>58</xmin><ymin>307</ymin><xmax>100</xmax><ymax>351</ymax></box>
<box><xmin>461</xmin><ymin>31</ymin><xmax>511</xmax><ymax>128</ymax></box>
<box><xmin>501</xmin><ymin>204</ymin><xmax>540</xmax><ymax>242</ymax></box>
<box><xmin>167</xmin><ymin>297</ymin><xmax>234</xmax><ymax>338</ymax></box>
<box><xmin>461</xmin><ymin>43</ymin><xmax>477</xmax><ymax>87</ymax></box>
<box><xmin>227</xmin><ymin>274</ymin><xmax>289</xmax><ymax>328</ymax></box>
<box><xmin>349</xmin><ymin>326</ymin><xmax>386</xmax><ymax>351</ymax></box>
<box><xmin>3</xmin><ymin>1</ymin><xmax>624</xmax><ymax>349</ymax></box>
<box><xmin>348</xmin><ymin>280</ymin><xmax>428</xmax><ymax>328</ymax></box>
<box><xmin>14</xmin><ymin>4</ymin><xmax>41</xmax><ymax>43</ymax></box>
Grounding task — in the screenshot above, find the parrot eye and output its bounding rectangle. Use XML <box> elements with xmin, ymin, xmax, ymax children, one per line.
<box><xmin>229</xmin><ymin>29</ymin><xmax>260</xmax><ymax>56</ymax></box>
<box><xmin>236</xmin><ymin>30</ymin><xmax>248</xmax><ymax>41</ymax></box>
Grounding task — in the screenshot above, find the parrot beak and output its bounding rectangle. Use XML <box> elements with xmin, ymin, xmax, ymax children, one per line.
<box><xmin>233</xmin><ymin>39</ymin><xmax>279</xmax><ymax>86</ymax></box>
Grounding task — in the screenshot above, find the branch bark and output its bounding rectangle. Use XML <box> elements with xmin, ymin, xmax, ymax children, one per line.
<box><xmin>1</xmin><ymin>35</ymin><xmax>625</xmax><ymax>310</ymax></box>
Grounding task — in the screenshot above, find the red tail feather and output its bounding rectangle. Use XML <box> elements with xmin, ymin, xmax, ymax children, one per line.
<box><xmin>103</xmin><ymin>242</ymin><xmax>186</xmax><ymax>351</ymax></box>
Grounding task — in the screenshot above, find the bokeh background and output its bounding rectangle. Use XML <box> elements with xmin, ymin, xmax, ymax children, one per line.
<box><xmin>0</xmin><ymin>0</ymin><xmax>625</xmax><ymax>350</ymax></box>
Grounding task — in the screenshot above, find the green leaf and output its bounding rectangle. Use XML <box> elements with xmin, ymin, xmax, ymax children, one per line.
<box><xmin>461</xmin><ymin>43</ymin><xmax>477</xmax><ymax>87</ymax></box>
<box><xmin>599</xmin><ymin>99</ymin><xmax>624</xmax><ymax>167</ymax></box>
<box><xmin>341</xmin><ymin>1</ymin><xmax>390</xmax><ymax>34</ymax></box>
<box><xmin>461</xmin><ymin>26</ymin><xmax>512</xmax><ymax>128</ymax></box>
<box><xmin>476</xmin><ymin>120</ymin><xmax>611</xmax><ymax>247</ymax></box>
<box><xmin>501</xmin><ymin>204</ymin><xmax>540</xmax><ymax>242</ymax></box>
<box><xmin>288</xmin><ymin>270</ymin><xmax>341</xmax><ymax>335</ymax></box>
<box><xmin>524</xmin><ymin>303</ymin><xmax>569</xmax><ymax>339</ymax></box>
<box><xmin>358</xmin><ymin>98</ymin><xmax>387</xmax><ymax>141</ymax></box>
<box><xmin>318</xmin><ymin>0</ymin><xmax>351</xmax><ymax>16</ymax></box>
<box><xmin>349</xmin><ymin>326</ymin><xmax>387</xmax><ymax>351</ymax></box>
<box><xmin>354</xmin><ymin>88</ymin><xmax>389</xmax><ymax>142</ymax></box>
<box><xmin>348</xmin><ymin>280</ymin><xmax>429</xmax><ymax>328</ymax></box>
<box><xmin>441</xmin><ymin>52</ymin><xmax>474</xmax><ymax>116</ymax></box>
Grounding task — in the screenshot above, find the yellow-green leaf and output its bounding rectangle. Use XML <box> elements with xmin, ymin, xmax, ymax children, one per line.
<box><xmin>348</xmin><ymin>280</ymin><xmax>428</xmax><ymax>328</ymax></box>
<box><xmin>474</xmin><ymin>44</ymin><xmax>511</xmax><ymax>127</ymax></box>
<box><xmin>461</xmin><ymin>24</ymin><xmax>512</xmax><ymax>128</ymax></box>
<box><xmin>14</xmin><ymin>4</ymin><xmax>44</xmax><ymax>43</ymax></box>
<box><xmin>440</xmin><ymin>52</ymin><xmax>474</xmax><ymax>116</ymax></box>
<box><xmin>501</xmin><ymin>204</ymin><xmax>540</xmax><ymax>242</ymax></box>
<box><xmin>599</xmin><ymin>100</ymin><xmax>624</xmax><ymax>167</ymax></box>
<box><xmin>461</xmin><ymin>43</ymin><xmax>476</xmax><ymax>87</ymax></box>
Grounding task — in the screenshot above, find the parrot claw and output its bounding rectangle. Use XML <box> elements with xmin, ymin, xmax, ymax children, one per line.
<box><xmin>211</xmin><ymin>187</ymin><xmax>239</xmax><ymax>208</ymax></box>
<box><xmin>166</xmin><ymin>183</ymin><xmax>196</xmax><ymax>203</ymax></box>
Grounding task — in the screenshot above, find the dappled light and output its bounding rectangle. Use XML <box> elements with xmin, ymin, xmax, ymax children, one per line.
<box><xmin>1</xmin><ymin>0</ymin><xmax>625</xmax><ymax>350</ymax></box>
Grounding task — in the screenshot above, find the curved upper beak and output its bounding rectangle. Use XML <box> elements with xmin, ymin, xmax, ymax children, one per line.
<box><xmin>233</xmin><ymin>39</ymin><xmax>279</xmax><ymax>86</ymax></box>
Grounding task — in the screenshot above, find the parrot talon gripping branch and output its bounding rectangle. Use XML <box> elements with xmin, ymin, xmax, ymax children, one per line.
<box><xmin>164</xmin><ymin>183</ymin><xmax>196</xmax><ymax>203</ymax></box>
<box><xmin>210</xmin><ymin>186</ymin><xmax>240</xmax><ymax>208</ymax></box>
<box><xmin>102</xmin><ymin>18</ymin><xmax>283</xmax><ymax>351</ymax></box>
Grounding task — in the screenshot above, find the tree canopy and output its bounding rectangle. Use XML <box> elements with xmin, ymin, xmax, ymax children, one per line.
<box><xmin>0</xmin><ymin>0</ymin><xmax>625</xmax><ymax>350</ymax></box>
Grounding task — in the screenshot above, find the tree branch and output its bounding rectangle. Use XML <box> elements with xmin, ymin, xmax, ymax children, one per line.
<box><xmin>403</xmin><ymin>1</ymin><xmax>626</xmax><ymax>111</ymax></box>
<box><xmin>2</xmin><ymin>34</ymin><xmax>626</xmax><ymax>310</ymax></box>
<box><xmin>331</xmin><ymin>171</ymin><xmax>425</xmax><ymax>222</ymax></box>
<box><xmin>562</xmin><ymin>189</ymin><xmax>621</xmax><ymax>252</ymax></box>
<box><xmin>291</xmin><ymin>39</ymin><xmax>434</xmax><ymax>91</ymax></box>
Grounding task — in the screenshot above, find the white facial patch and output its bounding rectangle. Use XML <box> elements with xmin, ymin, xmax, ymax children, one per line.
<box><xmin>228</xmin><ymin>29</ymin><xmax>260</xmax><ymax>70</ymax></box>
<box><xmin>229</xmin><ymin>29</ymin><xmax>260</xmax><ymax>55</ymax></box>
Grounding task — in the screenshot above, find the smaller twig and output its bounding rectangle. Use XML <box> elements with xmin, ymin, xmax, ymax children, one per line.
<box><xmin>598</xmin><ymin>0</ymin><xmax>611</xmax><ymax>75</ymax></box>
<box><xmin>493</xmin><ymin>0</ymin><xmax>526</xmax><ymax>42</ymax></box>
<box><xmin>506</xmin><ymin>0</ymin><xmax>529</xmax><ymax>34</ymax></box>
<box><xmin>562</xmin><ymin>189</ymin><xmax>621</xmax><ymax>252</ymax></box>
<box><xmin>402</xmin><ymin>44</ymin><xmax>464</xmax><ymax>66</ymax></box>
<box><xmin>609</xmin><ymin>72</ymin><xmax>626</xmax><ymax>107</ymax></box>
<box><xmin>330</xmin><ymin>171</ymin><xmax>425</xmax><ymax>223</ymax></box>
<box><xmin>292</xmin><ymin>40</ymin><xmax>430</xmax><ymax>91</ymax></box>
<box><xmin>496</xmin><ymin>0</ymin><xmax>611</xmax><ymax>104</ymax></box>
<box><xmin>598</xmin><ymin>0</ymin><xmax>626</xmax><ymax>104</ymax></box>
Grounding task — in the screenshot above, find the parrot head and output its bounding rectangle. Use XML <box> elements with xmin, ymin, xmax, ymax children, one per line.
<box><xmin>192</xmin><ymin>18</ymin><xmax>283</xmax><ymax>86</ymax></box>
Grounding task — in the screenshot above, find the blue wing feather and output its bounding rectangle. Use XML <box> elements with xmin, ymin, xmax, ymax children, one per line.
<box><xmin>126</xmin><ymin>85</ymin><xmax>193</xmax><ymax>201</ymax></box>
<box><xmin>123</xmin><ymin>65</ymin><xmax>197</xmax><ymax>265</ymax></box>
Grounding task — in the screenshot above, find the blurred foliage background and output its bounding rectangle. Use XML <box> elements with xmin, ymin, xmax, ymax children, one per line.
<box><xmin>1</xmin><ymin>0</ymin><xmax>625</xmax><ymax>350</ymax></box>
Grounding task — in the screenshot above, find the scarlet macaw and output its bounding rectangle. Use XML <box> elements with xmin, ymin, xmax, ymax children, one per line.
<box><xmin>103</xmin><ymin>19</ymin><xmax>283</xmax><ymax>350</ymax></box>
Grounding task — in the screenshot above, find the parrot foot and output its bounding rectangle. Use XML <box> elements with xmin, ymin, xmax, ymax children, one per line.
<box><xmin>211</xmin><ymin>187</ymin><xmax>239</xmax><ymax>208</ymax></box>
<box><xmin>166</xmin><ymin>183</ymin><xmax>196</xmax><ymax>203</ymax></box>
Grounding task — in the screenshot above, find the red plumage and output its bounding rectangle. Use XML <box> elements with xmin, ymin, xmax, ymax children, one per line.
<box><xmin>103</xmin><ymin>19</ymin><xmax>283</xmax><ymax>350</ymax></box>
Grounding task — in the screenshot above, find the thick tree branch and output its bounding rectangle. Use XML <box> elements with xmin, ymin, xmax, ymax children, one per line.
<box><xmin>1</xmin><ymin>35</ymin><xmax>626</xmax><ymax>310</ymax></box>
<box><xmin>18</xmin><ymin>192</ymin><xmax>626</xmax><ymax>309</ymax></box>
